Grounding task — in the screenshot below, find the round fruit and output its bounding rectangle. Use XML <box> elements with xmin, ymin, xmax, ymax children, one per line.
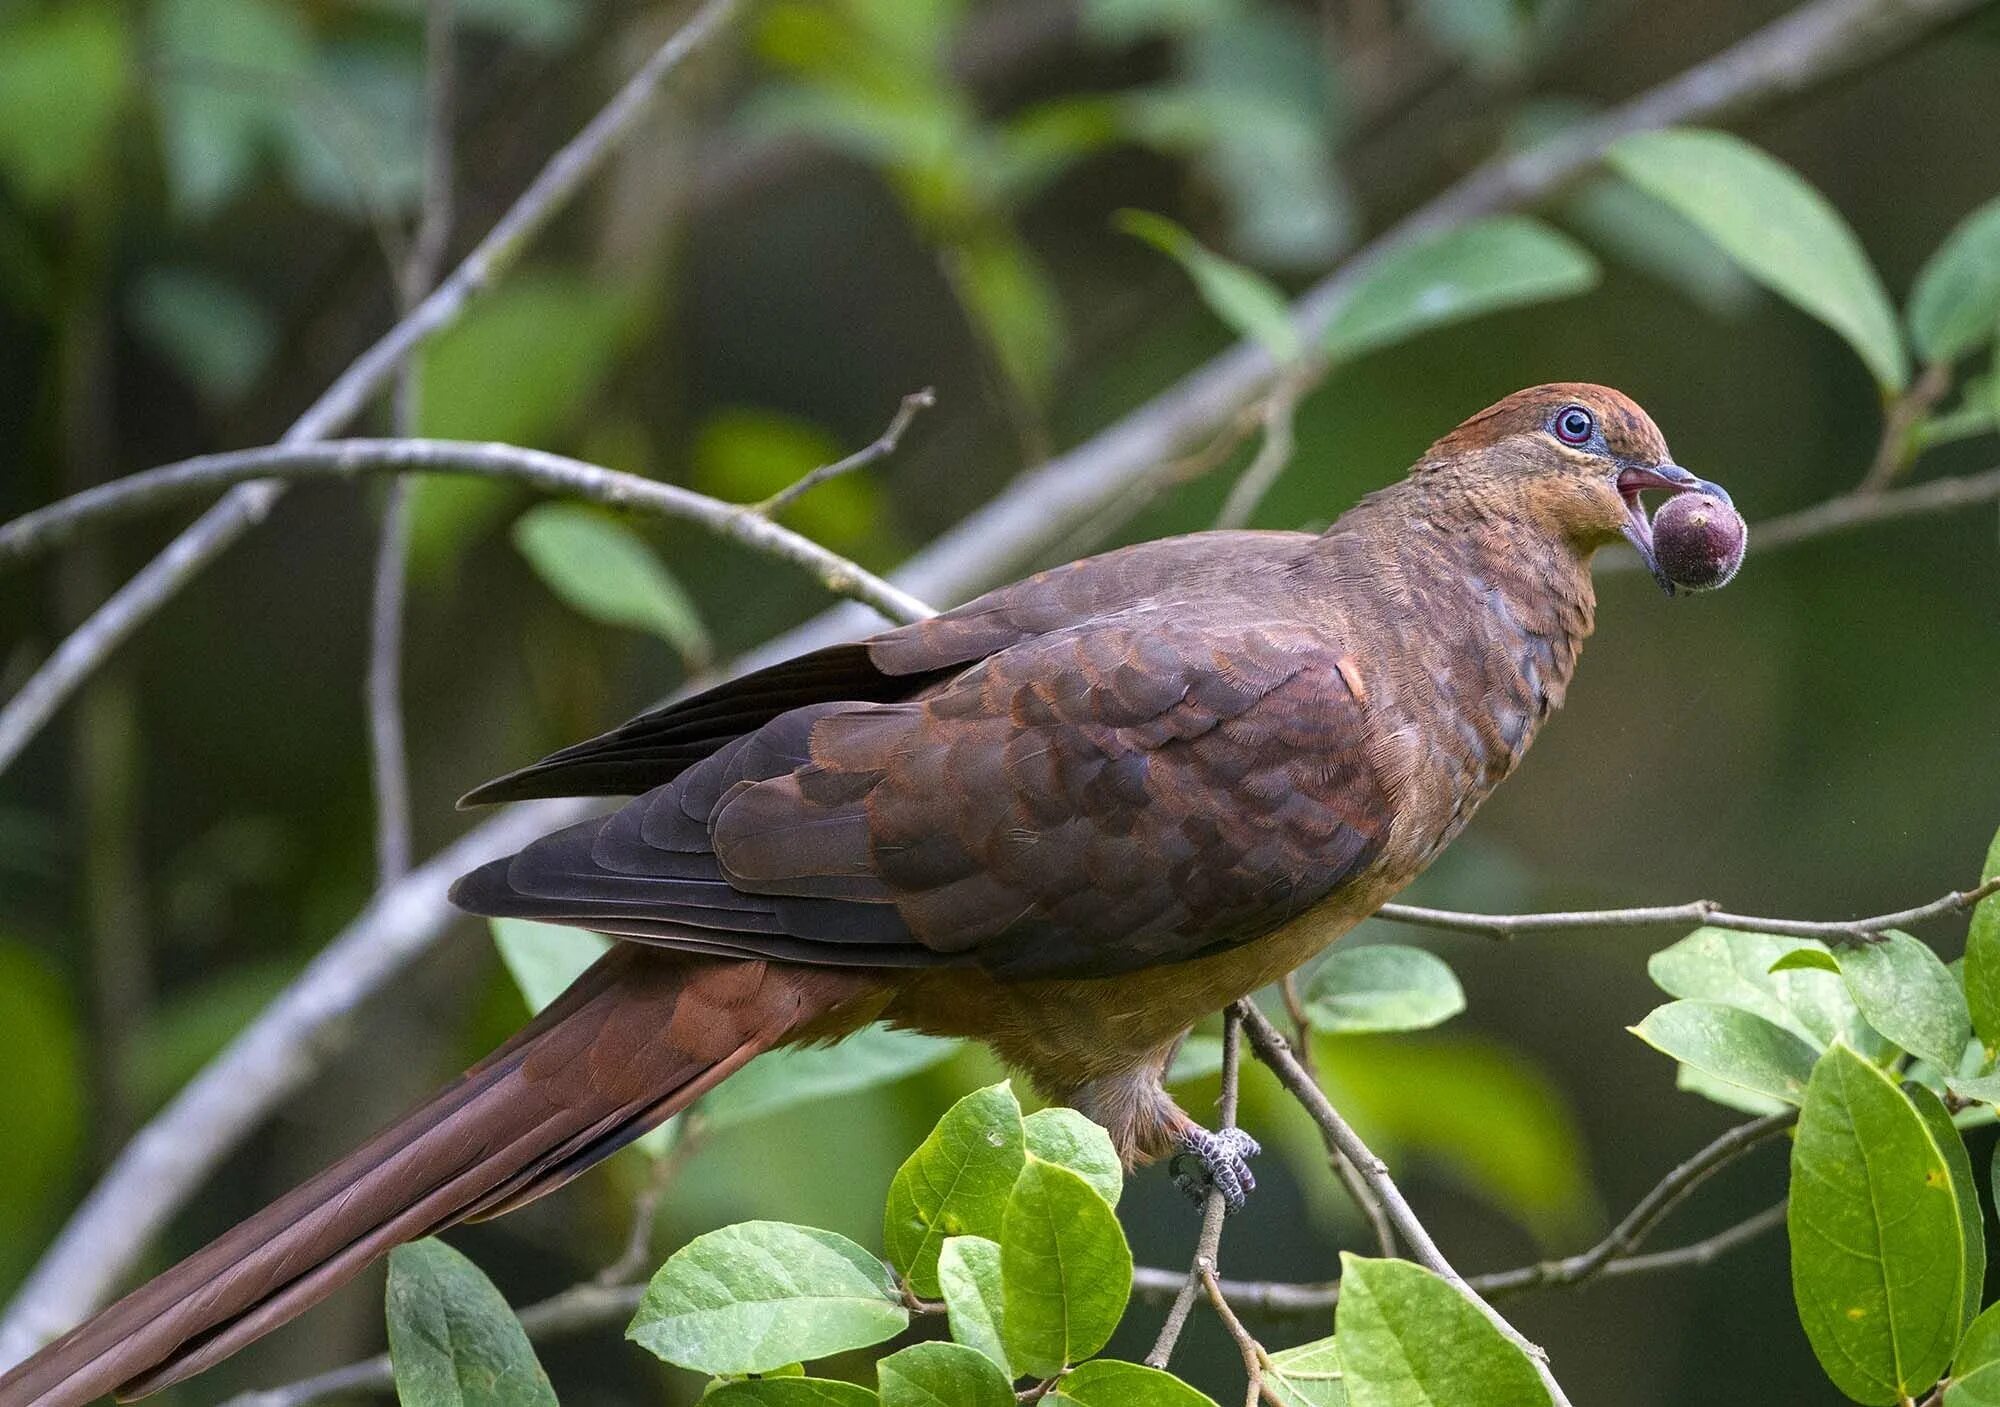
<box><xmin>1652</xmin><ymin>491</ymin><xmax>1746</xmax><ymax>592</ymax></box>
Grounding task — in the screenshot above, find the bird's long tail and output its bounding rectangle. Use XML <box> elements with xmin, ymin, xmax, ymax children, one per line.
<box><xmin>0</xmin><ymin>947</ymin><xmax>868</xmax><ymax>1407</ymax></box>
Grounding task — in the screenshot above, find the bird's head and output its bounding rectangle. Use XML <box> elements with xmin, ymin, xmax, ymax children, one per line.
<box><xmin>1416</xmin><ymin>382</ymin><xmax>1731</xmax><ymax>594</ymax></box>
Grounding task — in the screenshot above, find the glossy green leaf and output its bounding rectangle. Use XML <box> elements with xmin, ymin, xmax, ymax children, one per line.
<box><xmin>1022</xmin><ymin>1108</ymin><xmax>1122</xmax><ymax>1208</ymax></box>
<box><xmin>705</xmin><ymin>1381</ymin><xmax>879</xmax><ymax>1407</ymax></box>
<box><xmin>703</xmin><ymin>1027</ymin><xmax>960</xmax><ymax>1133</ymax></box>
<box><xmin>1303</xmin><ymin>946</ymin><xmax>1465</xmax><ymax>1035</ymax></box>
<box><xmin>1962</xmin><ymin>824</ymin><xmax>2000</xmax><ymax>1052</ymax></box>
<box><xmin>1000</xmin><ymin>1160</ymin><xmax>1133</xmax><ymax>1376</ymax></box>
<box><xmin>938</xmin><ymin>1236</ymin><xmax>1011</xmax><ymax>1378</ymax></box>
<box><xmin>1946</xmin><ymin>1300</ymin><xmax>2000</xmax><ymax>1407</ymax></box>
<box><xmin>1322</xmin><ymin>216</ymin><xmax>1597</xmax><ymax>364</ymax></box>
<box><xmin>1906</xmin><ymin>1081</ymin><xmax>1984</xmax><ymax>1337</ymax></box>
<box><xmin>512</xmin><ymin>505</ymin><xmax>712</xmax><ymax>666</ymax></box>
<box><xmin>1675</xmin><ymin>1063</ymin><xmax>1787</xmax><ymax>1117</ymax></box>
<box><xmin>627</xmin><ymin>1222</ymin><xmax>907</xmax><ymax>1375</ymax></box>
<box><xmin>1908</xmin><ymin>197</ymin><xmax>2000</xmax><ymax>363</ymax></box>
<box><xmin>1606</xmin><ymin>128</ymin><xmax>1908</xmax><ymax>391</ymax></box>
<box><xmin>1118</xmin><ymin>210</ymin><xmax>1301</xmax><ymax>361</ymax></box>
<box><xmin>877</xmin><ymin>1341</ymin><xmax>1014</xmax><ymax>1407</ymax></box>
<box><xmin>1834</xmin><ymin>931</ymin><xmax>1970</xmax><ymax>1071</ymax></box>
<box><xmin>1631</xmin><ymin>1000</ymin><xmax>1819</xmax><ymax>1106</ymax></box>
<box><xmin>1334</xmin><ymin>1255</ymin><xmax>1550</xmax><ymax>1407</ymax></box>
<box><xmin>1789</xmin><ymin>1045</ymin><xmax>1965</xmax><ymax>1404</ymax></box>
<box><xmin>1648</xmin><ymin>927</ymin><xmax>1880</xmax><ymax>1055</ymax></box>
<box><xmin>884</xmin><ymin>1082</ymin><xmax>1027</xmax><ymax>1297</ymax></box>
<box><xmin>1266</xmin><ymin>1335</ymin><xmax>1347</xmax><ymax>1407</ymax></box>
<box><xmin>1053</xmin><ymin>1360</ymin><xmax>1220</xmax><ymax>1405</ymax></box>
<box><xmin>385</xmin><ymin>1239</ymin><xmax>557</xmax><ymax>1407</ymax></box>
<box><xmin>0</xmin><ymin>5</ymin><xmax>131</xmax><ymax>206</ymax></box>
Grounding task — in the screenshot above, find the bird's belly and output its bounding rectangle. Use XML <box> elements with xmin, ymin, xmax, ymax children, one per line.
<box><xmin>882</xmin><ymin>883</ymin><xmax>1392</xmax><ymax>1095</ymax></box>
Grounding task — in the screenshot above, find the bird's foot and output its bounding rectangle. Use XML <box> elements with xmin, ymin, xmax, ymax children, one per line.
<box><xmin>1169</xmin><ymin>1126</ymin><xmax>1260</xmax><ymax>1213</ymax></box>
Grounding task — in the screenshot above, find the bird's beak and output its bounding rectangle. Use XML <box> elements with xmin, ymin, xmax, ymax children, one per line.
<box><xmin>1617</xmin><ymin>463</ymin><xmax>1731</xmax><ymax>596</ymax></box>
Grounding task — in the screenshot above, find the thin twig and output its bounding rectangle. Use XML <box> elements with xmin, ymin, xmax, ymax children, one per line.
<box><xmin>1214</xmin><ymin>370</ymin><xmax>1309</xmax><ymax>530</ymax></box>
<box><xmin>754</xmin><ymin>389</ymin><xmax>935</xmax><ymax>517</ymax></box>
<box><xmin>0</xmin><ymin>0</ymin><xmax>741</xmax><ymax>779</ymax></box>
<box><xmin>1146</xmin><ymin>1008</ymin><xmax>1245</xmax><ymax>1370</ymax></box>
<box><xmin>368</xmin><ymin>0</ymin><xmax>456</xmax><ymax>885</ymax></box>
<box><xmin>1858</xmin><ymin>361</ymin><xmax>1953</xmax><ymax>493</ymax></box>
<box><xmin>1281</xmin><ymin>974</ymin><xmax>1396</xmax><ymax>1257</ymax></box>
<box><xmin>0</xmin><ymin>439</ymin><xmax>933</xmax><ymax>627</ymax></box>
<box><xmin>1376</xmin><ymin>875</ymin><xmax>2000</xmax><ymax>943</ymax></box>
<box><xmin>1131</xmin><ymin>1200</ymin><xmax>1791</xmax><ymax>1315</ymax></box>
<box><xmin>1197</xmin><ymin>1259</ymin><xmax>1279</xmax><ymax>1407</ymax></box>
<box><xmin>1236</xmin><ymin>1002</ymin><xmax>1574</xmax><ymax>1407</ymax></box>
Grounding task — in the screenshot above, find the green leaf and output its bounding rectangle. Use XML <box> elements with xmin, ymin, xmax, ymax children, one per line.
<box><xmin>627</xmin><ymin>1222</ymin><xmax>908</xmax><ymax>1375</ymax></box>
<box><xmin>1630</xmin><ymin>1000</ymin><xmax>1819</xmax><ymax>1106</ymax></box>
<box><xmin>1303</xmin><ymin>946</ymin><xmax>1465</xmax><ymax>1035</ymax></box>
<box><xmin>490</xmin><ymin>917</ymin><xmax>607</xmax><ymax>1016</ymax></box>
<box><xmin>1022</xmin><ymin>1108</ymin><xmax>1122</xmax><ymax>1208</ymax></box>
<box><xmin>1000</xmin><ymin>1159</ymin><xmax>1133</xmax><ymax>1376</ymax></box>
<box><xmin>1947</xmin><ymin>1301</ymin><xmax>2000</xmax><ymax>1407</ymax></box>
<box><xmin>1266</xmin><ymin>1336</ymin><xmax>1347</xmax><ymax>1407</ymax></box>
<box><xmin>1675</xmin><ymin>1064</ymin><xmax>1787</xmax><ymax>1117</ymax></box>
<box><xmin>150</xmin><ymin>0</ymin><xmax>311</xmax><ymax>217</ymax></box>
<box><xmin>1053</xmin><ymin>1360</ymin><xmax>1220</xmax><ymax>1405</ymax></box>
<box><xmin>1768</xmin><ymin>949</ymin><xmax>1841</xmax><ymax>974</ymax></box>
<box><xmin>1648</xmin><ymin>927</ymin><xmax>1881</xmax><ymax>1056</ymax></box>
<box><xmin>1962</xmin><ymin>824</ymin><xmax>2000</xmax><ymax>1052</ymax></box>
<box><xmin>884</xmin><ymin>1083</ymin><xmax>1027</xmax><ymax>1298</ymax></box>
<box><xmin>704</xmin><ymin>1381</ymin><xmax>879</xmax><ymax>1407</ymax></box>
<box><xmin>0</xmin><ymin>5</ymin><xmax>130</xmax><ymax>206</ymax></box>
<box><xmin>1605</xmin><ymin>128</ymin><xmax>1908</xmax><ymax>392</ymax></box>
<box><xmin>1165</xmin><ymin>1034</ymin><xmax>1224</xmax><ymax>1087</ymax></box>
<box><xmin>942</xmin><ymin>227</ymin><xmax>1064</xmax><ymax>407</ymax></box>
<box><xmin>877</xmin><ymin>1341</ymin><xmax>1014</xmax><ymax>1407</ymax></box>
<box><xmin>1117</xmin><ymin>209</ymin><xmax>1301</xmax><ymax>362</ymax></box>
<box><xmin>1334</xmin><ymin>1255</ymin><xmax>1550</xmax><ymax>1407</ymax></box>
<box><xmin>512</xmin><ymin>505</ymin><xmax>711</xmax><ymax>666</ymax></box>
<box><xmin>385</xmin><ymin>1240</ymin><xmax>557</xmax><ymax>1407</ymax></box>
<box><xmin>703</xmin><ymin>1027</ymin><xmax>960</xmax><ymax>1133</ymax></box>
<box><xmin>0</xmin><ymin>941</ymin><xmax>83</xmax><ymax>1283</ymax></box>
<box><xmin>1789</xmin><ymin>1045</ymin><xmax>1965</xmax><ymax>1404</ymax></box>
<box><xmin>1906</xmin><ymin>1081</ymin><xmax>1985</xmax><ymax>1338</ymax></box>
<box><xmin>1908</xmin><ymin>197</ymin><xmax>2000</xmax><ymax>364</ymax></box>
<box><xmin>1834</xmin><ymin>932</ymin><xmax>1971</xmax><ymax>1071</ymax></box>
<box><xmin>938</xmin><ymin>1236</ymin><xmax>1011</xmax><ymax>1378</ymax></box>
<box><xmin>1322</xmin><ymin>215</ymin><xmax>1597</xmax><ymax>364</ymax></box>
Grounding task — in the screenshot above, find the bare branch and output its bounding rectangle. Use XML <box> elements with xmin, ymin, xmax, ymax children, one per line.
<box><xmin>368</xmin><ymin>0</ymin><xmax>457</xmax><ymax>885</ymax></box>
<box><xmin>754</xmin><ymin>389</ymin><xmax>936</xmax><ymax>517</ymax></box>
<box><xmin>0</xmin><ymin>0</ymin><xmax>741</xmax><ymax>778</ymax></box>
<box><xmin>1213</xmin><ymin>369</ymin><xmax>1309</xmax><ymax>531</ymax></box>
<box><xmin>1377</xmin><ymin>875</ymin><xmax>2000</xmax><ymax>943</ymax></box>
<box><xmin>0</xmin><ymin>438</ymin><xmax>934</xmax><ymax>627</ymax></box>
<box><xmin>1237</xmin><ymin>1002</ymin><xmax>1574</xmax><ymax>1407</ymax></box>
<box><xmin>1146</xmin><ymin>1008</ymin><xmax>1245</xmax><ymax>1370</ymax></box>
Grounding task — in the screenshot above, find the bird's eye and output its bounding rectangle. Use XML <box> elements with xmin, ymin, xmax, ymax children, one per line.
<box><xmin>1553</xmin><ymin>405</ymin><xmax>1595</xmax><ymax>446</ymax></box>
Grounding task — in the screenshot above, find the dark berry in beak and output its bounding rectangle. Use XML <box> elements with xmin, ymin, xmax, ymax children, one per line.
<box><xmin>1652</xmin><ymin>491</ymin><xmax>1746</xmax><ymax>593</ymax></box>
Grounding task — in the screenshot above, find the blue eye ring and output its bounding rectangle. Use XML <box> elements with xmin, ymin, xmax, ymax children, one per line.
<box><xmin>1553</xmin><ymin>404</ymin><xmax>1595</xmax><ymax>446</ymax></box>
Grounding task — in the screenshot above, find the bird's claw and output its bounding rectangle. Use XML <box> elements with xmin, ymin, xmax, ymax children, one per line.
<box><xmin>1169</xmin><ymin>1126</ymin><xmax>1260</xmax><ymax>1213</ymax></box>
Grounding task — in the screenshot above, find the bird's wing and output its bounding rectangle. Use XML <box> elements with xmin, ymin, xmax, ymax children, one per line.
<box><xmin>458</xmin><ymin>530</ymin><xmax>1314</xmax><ymax>806</ymax></box>
<box><xmin>453</xmin><ymin>597</ymin><xmax>1392</xmax><ymax>981</ymax></box>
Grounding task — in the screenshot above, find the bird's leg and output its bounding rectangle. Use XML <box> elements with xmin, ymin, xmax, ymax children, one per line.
<box><xmin>1068</xmin><ymin>1043</ymin><xmax>1261</xmax><ymax>1213</ymax></box>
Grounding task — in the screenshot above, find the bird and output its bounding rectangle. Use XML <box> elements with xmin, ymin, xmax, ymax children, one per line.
<box><xmin>0</xmin><ymin>383</ymin><xmax>1729</xmax><ymax>1407</ymax></box>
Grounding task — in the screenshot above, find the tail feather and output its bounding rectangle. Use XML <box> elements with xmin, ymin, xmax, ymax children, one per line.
<box><xmin>0</xmin><ymin>947</ymin><xmax>863</xmax><ymax>1407</ymax></box>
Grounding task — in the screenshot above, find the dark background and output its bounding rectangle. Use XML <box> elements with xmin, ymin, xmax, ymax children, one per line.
<box><xmin>2</xmin><ymin>0</ymin><xmax>1997</xmax><ymax>1402</ymax></box>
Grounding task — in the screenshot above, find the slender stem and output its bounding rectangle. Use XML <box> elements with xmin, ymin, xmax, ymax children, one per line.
<box><xmin>1282</xmin><ymin>974</ymin><xmax>1396</xmax><ymax>1256</ymax></box>
<box><xmin>1858</xmin><ymin>362</ymin><xmax>1953</xmax><ymax>493</ymax></box>
<box><xmin>0</xmin><ymin>0</ymin><xmax>741</xmax><ymax>779</ymax></box>
<box><xmin>1377</xmin><ymin>875</ymin><xmax>2000</xmax><ymax>942</ymax></box>
<box><xmin>1236</xmin><ymin>1002</ymin><xmax>1575</xmax><ymax>1407</ymax></box>
<box><xmin>1213</xmin><ymin>369</ymin><xmax>1309</xmax><ymax>530</ymax></box>
<box><xmin>0</xmin><ymin>438</ymin><xmax>933</xmax><ymax>627</ymax></box>
<box><xmin>755</xmin><ymin>389</ymin><xmax>935</xmax><ymax>517</ymax></box>
<box><xmin>369</xmin><ymin>0</ymin><xmax>456</xmax><ymax>886</ymax></box>
<box><xmin>1146</xmin><ymin>1008</ymin><xmax>1244</xmax><ymax>1370</ymax></box>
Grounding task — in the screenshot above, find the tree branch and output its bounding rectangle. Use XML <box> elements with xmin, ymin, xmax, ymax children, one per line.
<box><xmin>368</xmin><ymin>0</ymin><xmax>457</xmax><ymax>886</ymax></box>
<box><xmin>754</xmin><ymin>388</ymin><xmax>936</xmax><ymax>517</ymax></box>
<box><xmin>1146</xmin><ymin>1008</ymin><xmax>1244</xmax><ymax>1370</ymax></box>
<box><xmin>1376</xmin><ymin>875</ymin><xmax>2000</xmax><ymax>942</ymax></box>
<box><xmin>1235</xmin><ymin>1002</ymin><xmax>1575</xmax><ymax>1407</ymax></box>
<box><xmin>0</xmin><ymin>0</ymin><xmax>741</xmax><ymax>778</ymax></box>
<box><xmin>0</xmin><ymin>437</ymin><xmax>934</xmax><ymax>627</ymax></box>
